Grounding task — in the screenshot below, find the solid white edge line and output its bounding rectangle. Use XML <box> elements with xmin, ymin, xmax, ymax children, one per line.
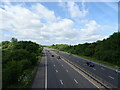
<box><xmin>52</xmin><ymin>50</ymin><xmax>99</xmax><ymax>88</ymax></box>
<box><xmin>61</xmin><ymin>58</ymin><xmax>100</xmax><ymax>88</ymax></box>
<box><xmin>45</xmin><ymin>52</ymin><xmax>47</xmax><ymax>89</ymax></box>
<box><xmin>60</xmin><ymin>50</ymin><xmax>115</xmax><ymax>71</ymax></box>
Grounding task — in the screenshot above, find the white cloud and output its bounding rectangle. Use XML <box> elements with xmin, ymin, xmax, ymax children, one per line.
<box><xmin>32</xmin><ymin>3</ymin><xmax>59</xmax><ymax>22</ymax></box>
<box><xmin>39</xmin><ymin>19</ymin><xmax>78</xmax><ymax>44</ymax></box>
<box><xmin>58</xmin><ymin>2</ymin><xmax>88</xmax><ymax>19</ymax></box>
<box><xmin>0</xmin><ymin>2</ymin><xmax>107</xmax><ymax>45</ymax></box>
<box><xmin>0</xmin><ymin>3</ymin><xmax>43</xmax><ymax>39</ymax></box>
<box><xmin>80</xmin><ymin>20</ymin><xmax>101</xmax><ymax>35</ymax></box>
<box><xmin>67</xmin><ymin>2</ymin><xmax>88</xmax><ymax>19</ymax></box>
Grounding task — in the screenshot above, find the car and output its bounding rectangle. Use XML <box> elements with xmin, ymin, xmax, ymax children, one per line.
<box><xmin>57</xmin><ymin>56</ymin><xmax>61</xmax><ymax>59</ymax></box>
<box><xmin>115</xmin><ymin>68</ymin><xmax>120</xmax><ymax>73</ymax></box>
<box><xmin>86</xmin><ymin>62</ymin><xmax>95</xmax><ymax>67</ymax></box>
<box><xmin>51</xmin><ymin>55</ymin><xmax>54</xmax><ymax>57</ymax></box>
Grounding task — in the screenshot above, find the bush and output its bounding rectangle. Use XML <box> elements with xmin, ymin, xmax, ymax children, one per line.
<box><xmin>3</xmin><ymin>60</ymin><xmax>19</xmax><ymax>88</ymax></box>
<box><xmin>51</xmin><ymin>32</ymin><xmax>120</xmax><ymax>67</ymax></box>
<box><xmin>13</xmin><ymin>41</ymin><xmax>39</xmax><ymax>54</ymax></box>
<box><xmin>2</xmin><ymin>39</ymin><xmax>43</xmax><ymax>88</ymax></box>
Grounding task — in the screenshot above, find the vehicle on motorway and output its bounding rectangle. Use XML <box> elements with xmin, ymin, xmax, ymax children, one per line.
<box><xmin>51</xmin><ymin>55</ymin><xmax>54</xmax><ymax>57</ymax></box>
<box><xmin>57</xmin><ymin>56</ymin><xmax>61</xmax><ymax>59</ymax></box>
<box><xmin>115</xmin><ymin>68</ymin><xmax>120</xmax><ymax>73</ymax></box>
<box><xmin>86</xmin><ymin>62</ymin><xmax>95</xmax><ymax>67</ymax></box>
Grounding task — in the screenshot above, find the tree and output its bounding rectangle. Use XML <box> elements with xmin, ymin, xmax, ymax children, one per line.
<box><xmin>2</xmin><ymin>41</ymin><xmax>10</xmax><ymax>49</ymax></box>
<box><xmin>2</xmin><ymin>38</ymin><xmax>43</xmax><ymax>88</ymax></box>
<box><xmin>11</xmin><ymin>38</ymin><xmax>18</xmax><ymax>43</ymax></box>
<box><xmin>50</xmin><ymin>32</ymin><xmax>120</xmax><ymax>67</ymax></box>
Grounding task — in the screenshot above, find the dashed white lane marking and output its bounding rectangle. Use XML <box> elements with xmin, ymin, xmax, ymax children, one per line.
<box><xmin>109</xmin><ymin>76</ymin><xmax>114</xmax><ymax>79</ymax></box>
<box><xmin>60</xmin><ymin>80</ymin><xmax>63</xmax><ymax>85</ymax></box>
<box><xmin>101</xmin><ymin>68</ymin><xmax>104</xmax><ymax>70</ymax></box>
<box><xmin>61</xmin><ymin>58</ymin><xmax>99</xmax><ymax>88</ymax></box>
<box><xmin>66</xmin><ymin>70</ymin><xmax>68</xmax><ymax>72</ymax></box>
<box><xmin>93</xmin><ymin>68</ymin><xmax>96</xmax><ymax>70</ymax></box>
<box><xmin>62</xmin><ymin>65</ymin><xmax>63</xmax><ymax>67</ymax></box>
<box><xmin>74</xmin><ymin>79</ymin><xmax>78</xmax><ymax>84</ymax></box>
<box><xmin>55</xmin><ymin>70</ymin><xmax>58</xmax><ymax>73</ymax></box>
<box><xmin>54</xmin><ymin>64</ymin><xmax>55</xmax><ymax>67</ymax></box>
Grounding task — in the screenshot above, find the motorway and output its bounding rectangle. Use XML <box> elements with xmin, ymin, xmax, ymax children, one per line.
<box><xmin>51</xmin><ymin>49</ymin><xmax>120</xmax><ymax>88</ymax></box>
<box><xmin>45</xmin><ymin>48</ymin><xmax>101</xmax><ymax>88</ymax></box>
<box><xmin>32</xmin><ymin>48</ymin><xmax>119</xmax><ymax>88</ymax></box>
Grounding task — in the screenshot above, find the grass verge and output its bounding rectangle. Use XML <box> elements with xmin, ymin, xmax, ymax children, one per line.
<box><xmin>52</xmin><ymin>48</ymin><xmax>119</xmax><ymax>69</ymax></box>
<box><xmin>76</xmin><ymin>54</ymin><xmax>119</xmax><ymax>68</ymax></box>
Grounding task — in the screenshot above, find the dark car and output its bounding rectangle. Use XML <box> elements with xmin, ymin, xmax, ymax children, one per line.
<box><xmin>57</xmin><ymin>56</ymin><xmax>61</xmax><ymax>59</ymax></box>
<box><xmin>86</xmin><ymin>62</ymin><xmax>95</xmax><ymax>67</ymax></box>
<box><xmin>51</xmin><ymin>55</ymin><xmax>54</xmax><ymax>57</ymax></box>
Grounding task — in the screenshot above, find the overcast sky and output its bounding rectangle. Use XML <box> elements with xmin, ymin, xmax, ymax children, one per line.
<box><xmin>0</xmin><ymin>1</ymin><xmax>118</xmax><ymax>45</ymax></box>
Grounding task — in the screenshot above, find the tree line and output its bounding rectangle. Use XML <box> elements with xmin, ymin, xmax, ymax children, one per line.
<box><xmin>1</xmin><ymin>38</ymin><xmax>43</xmax><ymax>88</ymax></box>
<box><xmin>50</xmin><ymin>32</ymin><xmax>120</xmax><ymax>67</ymax></box>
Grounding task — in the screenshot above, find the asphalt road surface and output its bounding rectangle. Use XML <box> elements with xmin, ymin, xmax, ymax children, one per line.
<box><xmin>45</xmin><ymin>48</ymin><xmax>100</xmax><ymax>88</ymax></box>
<box><xmin>51</xmin><ymin>49</ymin><xmax>120</xmax><ymax>88</ymax></box>
<box><xmin>32</xmin><ymin>48</ymin><xmax>119</xmax><ymax>89</ymax></box>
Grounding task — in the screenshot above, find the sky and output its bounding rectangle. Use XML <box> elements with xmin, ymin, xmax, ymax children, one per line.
<box><xmin>0</xmin><ymin>1</ymin><xmax>118</xmax><ymax>45</ymax></box>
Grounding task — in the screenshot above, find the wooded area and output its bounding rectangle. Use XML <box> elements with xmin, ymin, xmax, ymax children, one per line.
<box><xmin>50</xmin><ymin>32</ymin><xmax>120</xmax><ymax>67</ymax></box>
<box><xmin>1</xmin><ymin>38</ymin><xmax>43</xmax><ymax>88</ymax></box>
<box><xmin>1</xmin><ymin>32</ymin><xmax>120</xmax><ymax>88</ymax></box>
